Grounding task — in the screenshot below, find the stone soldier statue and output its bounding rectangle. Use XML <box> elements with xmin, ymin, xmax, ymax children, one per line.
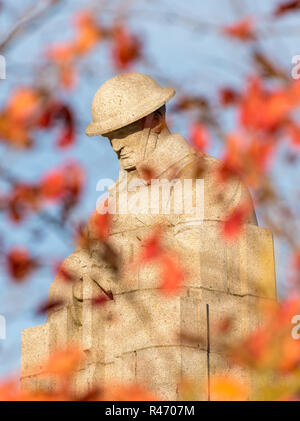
<box><xmin>21</xmin><ymin>73</ymin><xmax>276</xmax><ymax>400</ymax></box>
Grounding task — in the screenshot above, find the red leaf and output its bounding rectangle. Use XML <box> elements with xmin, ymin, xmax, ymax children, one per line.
<box><xmin>274</xmin><ymin>0</ymin><xmax>300</xmax><ymax>17</ymax></box>
<box><xmin>92</xmin><ymin>291</ymin><xmax>113</xmax><ymax>306</ymax></box>
<box><xmin>41</xmin><ymin>170</ymin><xmax>65</xmax><ymax>201</ymax></box>
<box><xmin>138</xmin><ymin>227</ymin><xmax>163</xmax><ymax>264</ymax></box>
<box><xmin>63</xmin><ymin>162</ymin><xmax>85</xmax><ymax>199</ymax></box>
<box><xmin>57</xmin><ymin>126</ymin><xmax>75</xmax><ymax>148</ymax></box>
<box><xmin>112</xmin><ymin>25</ymin><xmax>142</xmax><ymax>69</ymax></box>
<box><xmin>37</xmin><ymin>299</ymin><xmax>64</xmax><ymax>315</ymax></box>
<box><xmin>221</xmin><ymin>202</ymin><xmax>251</xmax><ymax>241</ymax></box>
<box><xmin>54</xmin><ymin>261</ymin><xmax>75</xmax><ymax>283</ymax></box>
<box><xmin>286</xmin><ymin>121</ymin><xmax>300</xmax><ymax>147</ymax></box>
<box><xmin>216</xmin><ymin>316</ymin><xmax>234</xmax><ymax>334</ymax></box>
<box><xmin>139</xmin><ymin>165</ymin><xmax>156</xmax><ymax>184</ymax></box>
<box><xmin>6</xmin><ymin>247</ymin><xmax>37</xmax><ymax>282</ymax></box>
<box><xmin>223</xmin><ymin>18</ymin><xmax>255</xmax><ymax>42</ymax></box>
<box><xmin>43</xmin><ymin>346</ymin><xmax>84</xmax><ymax>377</ymax></box>
<box><xmin>189</xmin><ymin>122</ymin><xmax>210</xmax><ymax>151</ymax></box>
<box><xmin>159</xmin><ymin>253</ymin><xmax>184</xmax><ymax>295</ymax></box>
<box><xmin>40</xmin><ymin>162</ymin><xmax>84</xmax><ymax>203</ymax></box>
<box><xmin>219</xmin><ymin>88</ymin><xmax>240</xmax><ymax>106</ymax></box>
<box><xmin>7</xmin><ymin>184</ymin><xmax>40</xmax><ymax>222</ymax></box>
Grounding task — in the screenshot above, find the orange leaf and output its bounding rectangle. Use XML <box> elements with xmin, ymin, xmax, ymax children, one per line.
<box><xmin>41</xmin><ymin>170</ymin><xmax>65</xmax><ymax>201</ymax></box>
<box><xmin>137</xmin><ymin>227</ymin><xmax>163</xmax><ymax>265</ymax></box>
<box><xmin>189</xmin><ymin>122</ymin><xmax>210</xmax><ymax>151</ymax></box>
<box><xmin>92</xmin><ymin>199</ymin><xmax>111</xmax><ymax>241</ymax></box>
<box><xmin>100</xmin><ymin>383</ymin><xmax>158</xmax><ymax>401</ymax></box>
<box><xmin>43</xmin><ymin>346</ymin><xmax>84</xmax><ymax>377</ymax></box>
<box><xmin>6</xmin><ymin>247</ymin><xmax>37</xmax><ymax>282</ymax></box>
<box><xmin>73</xmin><ymin>11</ymin><xmax>101</xmax><ymax>55</ymax></box>
<box><xmin>223</xmin><ymin>18</ymin><xmax>255</xmax><ymax>41</ymax></box>
<box><xmin>286</xmin><ymin>121</ymin><xmax>300</xmax><ymax>147</ymax></box>
<box><xmin>210</xmin><ymin>375</ymin><xmax>249</xmax><ymax>401</ymax></box>
<box><xmin>159</xmin><ymin>252</ymin><xmax>185</xmax><ymax>295</ymax></box>
<box><xmin>221</xmin><ymin>202</ymin><xmax>251</xmax><ymax>241</ymax></box>
<box><xmin>7</xmin><ymin>87</ymin><xmax>40</xmax><ymax>122</ymax></box>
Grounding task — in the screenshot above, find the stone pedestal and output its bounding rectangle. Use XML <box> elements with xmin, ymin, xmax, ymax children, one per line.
<box><xmin>21</xmin><ymin>222</ymin><xmax>276</xmax><ymax>400</ymax></box>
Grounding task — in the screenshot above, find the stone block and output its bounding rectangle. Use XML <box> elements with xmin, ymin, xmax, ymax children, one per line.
<box><xmin>209</xmin><ymin>352</ymin><xmax>251</xmax><ymax>401</ymax></box>
<box><xmin>136</xmin><ymin>346</ymin><xmax>182</xmax><ymax>389</ymax></box>
<box><xmin>174</xmin><ymin>222</ymin><xmax>276</xmax><ymax>299</ymax></box>
<box><xmin>21</xmin><ymin>324</ymin><xmax>50</xmax><ymax>377</ymax></box>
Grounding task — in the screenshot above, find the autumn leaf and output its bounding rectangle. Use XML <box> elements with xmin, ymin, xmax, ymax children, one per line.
<box><xmin>223</xmin><ymin>18</ymin><xmax>255</xmax><ymax>42</ymax></box>
<box><xmin>91</xmin><ymin>199</ymin><xmax>111</xmax><ymax>241</ymax></box>
<box><xmin>36</xmin><ymin>299</ymin><xmax>65</xmax><ymax>315</ymax></box>
<box><xmin>221</xmin><ymin>201</ymin><xmax>252</xmax><ymax>241</ymax></box>
<box><xmin>73</xmin><ymin>11</ymin><xmax>102</xmax><ymax>55</ymax></box>
<box><xmin>0</xmin><ymin>113</ymin><xmax>32</xmax><ymax>148</ymax></box>
<box><xmin>7</xmin><ymin>184</ymin><xmax>41</xmax><ymax>222</ymax></box>
<box><xmin>46</xmin><ymin>11</ymin><xmax>101</xmax><ymax>89</ymax></box>
<box><xmin>189</xmin><ymin>121</ymin><xmax>210</xmax><ymax>151</ymax></box>
<box><xmin>6</xmin><ymin>247</ymin><xmax>38</xmax><ymax>282</ymax></box>
<box><xmin>277</xmin><ymin>336</ymin><xmax>300</xmax><ymax>373</ymax></box>
<box><xmin>41</xmin><ymin>170</ymin><xmax>65</xmax><ymax>201</ymax></box>
<box><xmin>219</xmin><ymin>88</ymin><xmax>240</xmax><ymax>106</ymax></box>
<box><xmin>53</xmin><ymin>261</ymin><xmax>75</xmax><ymax>283</ymax></box>
<box><xmin>57</xmin><ymin>126</ymin><xmax>74</xmax><ymax>148</ymax></box>
<box><xmin>6</xmin><ymin>87</ymin><xmax>40</xmax><ymax>123</ymax></box>
<box><xmin>286</xmin><ymin>121</ymin><xmax>300</xmax><ymax>147</ymax></box>
<box><xmin>100</xmin><ymin>383</ymin><xmax>158</xmax><ymax>401</ymax></box>
<box><xmin>253</xmin><ymin>51</ymin><xmax>287</xmax><ymax>81</ymax></box>
<box><xmin>37</xmin><ymin>102</ymin><xmax>76</xmax><ymax>148</ymax></box>
<box><xmin>137</xmin><ymin>227</ymin><xmax>163</xmax><ymax>265</ymax></box>
<box><xmin>210</xmin><ymin>375</ymin><xmax>249</xmax><ymax>401</ymax></box>
<box><xmin>159</xmin><ymin>252</ymin><xmax>184</xmax><ymax>295</ymax></box>
<box><xmin>218</xmin><ymin>133</ymin><xmax>274</xmax><ymax>188</ymax></box>
<box><xmin>274</xmin><ymin>0</ymin><xmax>300</xmax><ymax>17</ymax></box>
<box><xmin>92</xmin><ymin>291</ymin><xmax>113</xmax><ymax>307</ymax></box>
<box><xmin>92</xmin><ymin>212</ymin><xmax>111</xmax><ymax>241</ymax></box>
<box><xmin>112</xmin><ymin>24</ymin><xmax>142</xmax><ymax>69</ymax></box>
<box><xmin>43</xmin><ymin>346</ymin><xmax>85</xmax><ymax>377</ymax></box>
<box><xmin>292</xmin><ymin>249</ymin><xmax>300</xmax><ymax>281</ymax></box>
<box><xmin>229</xmin><ymin>296</ymin><xmax>300</xmax><ymax>372</ymax></box>
<box><xmin>47</xmin><ymin>43</ymin><xmax>75</xmax><ymax>63</ymax></box>
<box><xmin>239</xmin><ymin>77</ymin><xmax>300</xmax><ymax>133</ymax></box>
<box><xmin>0</xmin><ymin>87</ymin><xmax>41</xmax><ymax>148</ymax></box>
<box><xmin>178</xmin><ymin>378</ymin><xmax>204</xmax><ymax>401</ymax></box>
<box><xmin>216</xmin><ymin>316</ymin><xmax>234</xmax><ymax>334</ymax></box>
<box><xmin>131</xmin><ymin>227</ymin><xmax>184</xmax><ymax>294</ymax></box>
<box><xmin>63</xmin><ymin>162</ymin><xmax>85</xmax><ymax>199</ymax></box>
<box><xmin>139</xmin><ymin>165</ymin><xmax>156</xmax><ymax>184</ymax></box>
<box><xmin>40</xmin><ymin>162</ymin><xmax>84</xmax><ymax>203</ymax></box>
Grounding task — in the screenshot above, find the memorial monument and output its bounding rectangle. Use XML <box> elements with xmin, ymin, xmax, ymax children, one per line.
<box><xmin>21</xmin><ymin>73</ymin><xmax>276</xmax><ymax>400</ymax></box>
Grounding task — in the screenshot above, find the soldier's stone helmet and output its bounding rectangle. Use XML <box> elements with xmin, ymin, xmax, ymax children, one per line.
<box><xmin>85</xmin><ymin>72</ymin><xmax>175</xmax><ymax>137</ymax></box>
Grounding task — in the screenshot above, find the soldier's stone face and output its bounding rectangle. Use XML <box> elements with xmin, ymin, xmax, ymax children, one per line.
<box><xmin>106</xmin><ymin>119</ymin><xmax>145</xmax><ymax>170</ymax></box>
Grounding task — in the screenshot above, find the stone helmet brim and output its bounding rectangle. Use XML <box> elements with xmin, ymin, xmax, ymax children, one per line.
<box><xmin>85</xmin><ymin>73</ymin><xmax>175</xmax><ymax>137</ymax></box>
